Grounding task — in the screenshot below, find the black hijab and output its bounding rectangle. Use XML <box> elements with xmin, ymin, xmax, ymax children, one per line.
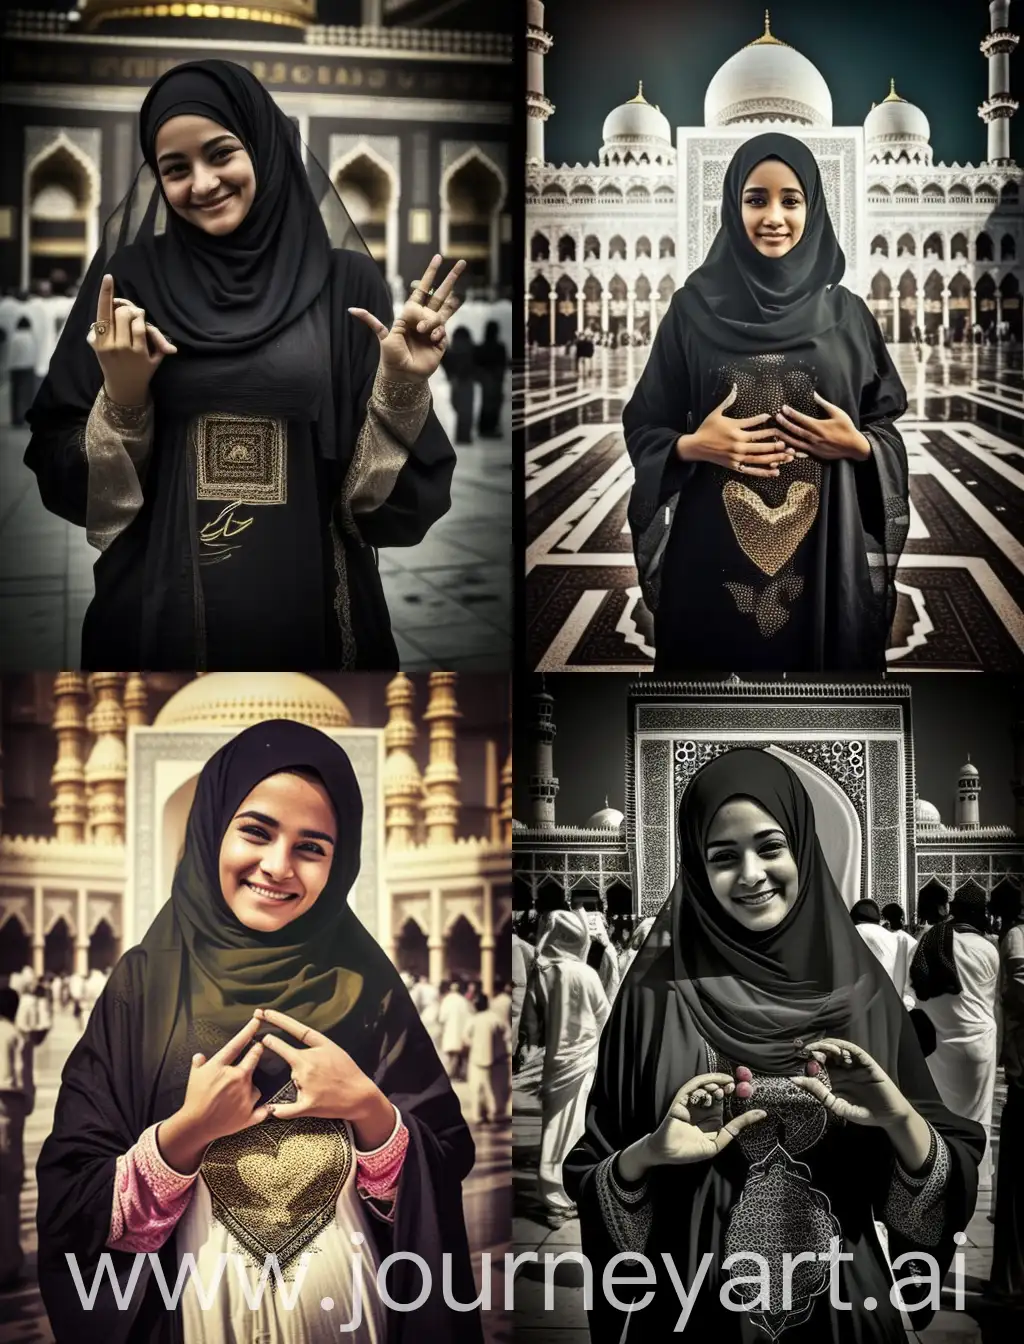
<box><xmin>680</xmin><ymin>132</ymin><xmax>846</xmax><ymax>349</ymax></box>
<box><xmin>647</xmin><ymin>749</ymin><xmax>896</xmax><ymax>1075</ymax></box>
<box><xmin>113</xmin><ymin>60</ymin><xmax>334</xmax><ymax>352</ymax></box>
<box><xmin>37</xmin><ymin>720</ymin><xmax>483</xmax><ymax>1344</ymax></box>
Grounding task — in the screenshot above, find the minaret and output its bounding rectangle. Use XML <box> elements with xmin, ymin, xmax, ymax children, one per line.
<box><xmin>529</xmin><ymin>679</ymin><xmax>558</xmax><ymax>830</ymax></box>
<box><xmin>423</xmin><ymin>673</ymin><xmax>461</xmax><ymax>846</ymax></box>
<box><xmin>956</xmin><ymin>755</ymin><xmax>981</xmax><ymax>829</ymax></box>
<box><xmin>526</xmin><ymin>0</ymin><xmax>554</xmax><ymax>165</ymax></box>
<box><xmin>979</xmin><ymin>0</ymin><xmax>1019</xmax><ymax>164</ymax></box>
<box><xmin>383</xmin><ymin>673</ymin><xmax>423</xmax><ymax>851</ymax></box>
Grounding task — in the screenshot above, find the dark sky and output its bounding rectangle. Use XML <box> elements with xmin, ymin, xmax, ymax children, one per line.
<box><xmin>513</xmin><ymin>676</ymin><xmax>1024</xmax><ymax>831</ymax></box>
<box><xmin>541</xmin><ymin>0</ymin><xmax>1022</xmax><ymax>169</ymax></box>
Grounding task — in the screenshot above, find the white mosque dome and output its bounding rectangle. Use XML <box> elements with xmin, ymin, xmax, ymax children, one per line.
<box><xmin>602</xmin><ymin>84</ymin><xmax>672</xmax><ymax>146</ymax></box>
<box><xmin>915</xmin><ymin>797</ymin><xmax>942</xmax><ymax>826</ymax></box>
<box><xmin>865</xmin><ymin>79</ymin><xmax>932</xmax><ymax>164</ymax></box>
<box><xmin>960</xmin><ymin>760</ymin><xmax>980</xmax><ymax>777</ymax></box>
<box><xmin>704</xmin><ymin>11</ymin><xmax>832</xmax><ymax>128</ymax></box>
<box><xmin>586</xmin><ymin>801</ymin><xmax>626</xmax><ymax>830</ymax></box>
<box><xmin>154</xmin><ymin>672</ymin><xmax>352</xmax><ymax>729</ymax></box>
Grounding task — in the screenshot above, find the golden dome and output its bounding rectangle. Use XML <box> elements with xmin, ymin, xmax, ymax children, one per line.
<box><xmin>746</xmin><ymin>8</ymin><xmax>789</xmax><ymax>48</ymax></box>
<box><xmin>626</xmin><ymin>81</ymin><xmax>648</xmax><ymax>105</ymax></box>
<box><xmin>77</xmin><ymin>0</ymin><xmax>315</xmax><ymax>31</ymax></box>
<box><xmin>883</xmin><ymin>77</ymin><xmax>905</xmax><ymax>103</ymax></box>
<box><xmin>153</xmin><ymin>673</ymin><xmax>352</xmax><ymax>729</ymax></box>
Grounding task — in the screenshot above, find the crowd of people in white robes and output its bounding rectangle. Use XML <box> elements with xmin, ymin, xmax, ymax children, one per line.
<box><xmin>0</xmin><ymin>281</ymin><xmax>75</xmax><ymax>426</ymax></box>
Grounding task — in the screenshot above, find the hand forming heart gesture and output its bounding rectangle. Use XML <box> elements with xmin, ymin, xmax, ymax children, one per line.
<box><xmin>86</xmin><ymin>272</ymin><xmax>178</xmax><ymax>408</ymax></box>
<box><xmin>617</xmin><ymin>1072</ymin><xmax>768</xmax><ymax>1182</ymax></box>
<box><xmin>791</xmin><ymin>1037</ymin><xmax>911</xmax><ymax>1128</ymax></box>
<box><xmin>348</xmin><ymin>253</ymin><xmax>466</xmax><ymax>384</ymax></box>
<box><xmin>775</xmin><ymin>392</ymin><xmax>872</xmax><ymax>462</ymax></box>
<box><xmin>256</xmin><ymin>1007</ymin><xmax>396</xmax><ymax>1148</ymax></box>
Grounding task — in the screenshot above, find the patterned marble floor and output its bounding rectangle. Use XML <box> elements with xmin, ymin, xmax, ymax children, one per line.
<box><xmin>0</xmin><ymin>1007</ymin><xmax>511</xmax><ymax>1344</ymax></box>
<box><xmin>511</xmin><ymin>1074</ymin><xmax>1008</xmax><ymax>1344</ymax></box>
<box><xmin>519</xmin><ymin>345</ymin><xmax>1024</xmax><ymax>672</ymax></box>
<box><xmin>0</xmin><ymin>371</ymin><xmax>510</xmax><ymax>672</ymax></box>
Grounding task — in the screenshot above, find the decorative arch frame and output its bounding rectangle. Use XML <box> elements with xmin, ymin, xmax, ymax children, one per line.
<box><xmin>329</xmin><ymin>140</ymin><xmax>399</xmax><ymax>284</ymax></box>
<box><xmin>23</xmin><ymin>130</ymin><xmax>101</xmax><ymax>292</ymax></box>
<box><xmin>439</xmin><ymin>145</ymin><xmax>507</xmax><ymax>290</ymax></box>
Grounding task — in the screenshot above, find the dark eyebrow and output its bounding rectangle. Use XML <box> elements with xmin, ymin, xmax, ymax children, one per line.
<box><xmin>743</xmin><ymin>183</ymin><xmax>804</xmax><ymax>196</ymax></box>
<box><xmin>157</xmin><ymin>133</ymin><xmax>238</xmax><ymax>168</ymax></box>
<box><xmin>235</xmin><ymin>810</ymin><xmax>336</xmax><ymax>846</ymax></box>
<box><xmin>706</xmin><ymin>827</ymin><xmax>786</xmax><ymax>850</ymax></box>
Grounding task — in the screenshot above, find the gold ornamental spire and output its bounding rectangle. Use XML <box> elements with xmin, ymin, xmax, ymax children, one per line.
<box><xmin>883</xmin><ymin>76</ymin><xmax>905</xmax><ymax>103</ymax></box>
<box><xmin>627</xmin><ymin>80</ymin><xmax>648</xmax><ymax>105</ymax></box>
<box><xmin>748</xmin><ymin>8</ymin><xmax>787</xmax><ymax>47</ymax></box>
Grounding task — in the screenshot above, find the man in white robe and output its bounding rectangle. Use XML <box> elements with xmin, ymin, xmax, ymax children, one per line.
<box><xmin>521</xmin><ymin>911</ymin><xmax>610</xmax><ymax>1226</ymax></box>
<box><xmin>438</xmin><ymin>981</ymin><xmax>474</xmax><ymax>1080</ymax></box>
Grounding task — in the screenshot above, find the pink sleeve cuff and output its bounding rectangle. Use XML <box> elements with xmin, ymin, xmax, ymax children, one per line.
<box><xmin>355</xmin><ymin>1105</ymin><xmax>409</xmax><ymax>1212</ymax></box>
<box><xmin>108</xmin><ymin>1122</ymin><xmax>198</xmax><ymax>1252</ymax></box>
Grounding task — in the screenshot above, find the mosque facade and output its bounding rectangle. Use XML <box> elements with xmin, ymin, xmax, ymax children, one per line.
<box><xmin>512</xmin><ymin>680</ymin><xmax>1024</xmax><ymax>921</ymax></box>
<box><xmin>0</xmin><ymin>672</ymin><xmax>513</xmax><ymax>993</ymax></box>
<box><xmin>0</xmin><ymin>0</ymin><xmax>513</xmax><ymax>299</ymax></box>
<box><xmin>525</xmin><ymin>0</ymin><xmax>1023</xmax><ymax>345</ymax></box>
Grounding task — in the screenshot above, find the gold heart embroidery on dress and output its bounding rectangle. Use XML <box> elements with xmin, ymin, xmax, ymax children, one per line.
<box><xmin>722</xmin><ymin>479</ymin><xmax>819</xmax><ymax>577</ymax></box>
<box><xmin>202</xmin><ymin>1113</ymin><xmax>352</xmax><ymax>1265</ymax></box>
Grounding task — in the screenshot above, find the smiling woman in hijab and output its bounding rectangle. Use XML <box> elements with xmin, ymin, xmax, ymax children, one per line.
<box><xmin>625</xmin><ymin>133</ymin><xmax>909</xmax><ymax>672</ymax></box>
<box><xmin>25</xmin><ymin>61</ymin><xmax>461</xmax><ymax>671</ymax></box>
<box><xmin>564</xmin><ymin>749</ymin><xmax>983</xmax><ymax>1342</ymax></box>
<box><xmin>35</xmin><ymin>720</ymin><xmax>482</xmax><ymax>1344</ymax></box>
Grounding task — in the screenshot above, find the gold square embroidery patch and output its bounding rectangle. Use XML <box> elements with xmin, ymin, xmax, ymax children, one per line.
<box><xmin>194</xmin><ymin>414</ymin><xmax>287</xmax><ymax>505</ymax></box>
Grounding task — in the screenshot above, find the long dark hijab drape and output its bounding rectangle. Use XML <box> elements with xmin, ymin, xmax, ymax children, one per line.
<box><xmin>565</xmin><ymin>750</ymin><xmax>984</xmax><ymax>1341</ymax></box>
<box><xmin>623</xmin><ymin>133</ymin><xmax>909</xmax><ymax>671</ymax></box>
<box><xmin>37</xmin><ymin>721</ymin><xmax>482</xmax><ymax>1344</ymax></box>
<box><xmin>24</xmin><ymin>61</ymin><xmax>454</xmax><ymax>670</ymax></box>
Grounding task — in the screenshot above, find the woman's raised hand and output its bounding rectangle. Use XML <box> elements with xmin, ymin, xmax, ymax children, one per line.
<box><xmin>677</xmin><ymin>384</ymin><xmax>797</xmax><ymax>478</ymax></box>
<box><xmin>776</xmin><ymin>393</ymin><xmax>872</xmax><ymax>462</ymax></box>
<box><xmin>348</xmin><ymin>254</ymin><xmax>466</xmax><ymax>383</ymax></box>
<box><xmin>791</xmin><ymin>1038</ymin><xmax>912</xmax><ymax>1128</ymax></box>
<box><xmin>643</xmin><ymin>1072</ymin><xmax>768</xmax><ymax>1168</ymax></box>
<box><xmin>87</xmin><ymin>273</ymin><xmax>177</xmax><ymax>408</ymax></box>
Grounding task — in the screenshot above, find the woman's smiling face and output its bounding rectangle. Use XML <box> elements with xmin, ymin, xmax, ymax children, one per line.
<box><xmin>740</xmin><ymin>158</ymin><xmax>807</xmax><ymax>257</ymax></box>
<box><xmin>219</xmin><ymin>770</ymin><xmax>337</xmax><ymax>933</ymax></box>
<box><xmin>703</xmin><ymin>797</ymin><xmax>799</xmax><ymax>932</ymax></box>
<box><xmin>154</xmin><ymin>114</ymin><xmax>256</xmax><ymax>236</ymax></box>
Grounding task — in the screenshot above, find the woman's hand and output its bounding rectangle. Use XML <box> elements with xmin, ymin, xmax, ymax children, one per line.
<box><xmin>157</xmin><ymin>1015</ymin><xmax>268</xmax><ymax>1173</ymax></box>
<box><xmin>618</xmin><ymin>1072</ymin><xmax>768</xmax><ymax>1180</ymax></box>
<box><xmin>677</xmin><ymin>384</ymin><xmax>796</xmax><ymax>479</ymax></box>
<box><xmin>791</xmin><ymin>1038</ymin><xmax>931</xmax><ymax>1170</ymax></box>
<box><xmin>348</xmin><ymin>254</ymin><xmax>466</xmax><ymax>384</ymax></box>
<box><xmin>775</xmin><ymin>393</ymin><xmax>872</xmax><ymax>462</ymax></box>
<box><xmin>86</xmin><ymin>273</ymin><xmax>177</xmax><ymax>408</ymax></box>
<box><xmin>256</xmin><ymin>1007</ymin><xmax>396</xmax><ymax>1149</ymax></box>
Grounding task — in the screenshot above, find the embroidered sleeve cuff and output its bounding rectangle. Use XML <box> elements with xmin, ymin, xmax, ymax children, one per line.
<box><xmin>594</xmin><ymin>1152</ymin><xmax>653</xmax><ymax>1255</ymax></box>
<box><xmin>354</xmin><ymin>1104</ymin><xmax>403</xmax><ymax>1160</ymax></box>
<box><xmin>107</xmin><ymin>1124</ymin><xmax>197</xmax><ymax>1251</ymax></box>
<box><xmin>98</xmin><ymin>386</ymin><xmax>153</xmax><ymax>431</ymax></box>
<box><xmin>141</xmin><ymin>1122</ymin><xmax>201</xmax><ymax>1187</ymax></box>
<box><xmin>882</xmin><ymin>1123</ymin><xmax>952</xmax><ymax>1248</ymax></box>
<box><xmin>369</xmin><ymin>367</ymin><xmax>431</xmax><ymax>446</ymax></box>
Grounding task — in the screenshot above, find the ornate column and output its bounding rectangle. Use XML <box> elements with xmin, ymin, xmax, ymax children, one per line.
<box><xmin>577</xmin><ymin>292</ymin><xmax>584</xmax><ymax>332</ymax></box>
<box><xmin>32</xmin><ymin>883</ymin><xmax>44</xmax><ymax>977</ymax></box>
<box><xmin>50</xmin><ymin>672</ymin><xmax>89</xmax><ymax>843</ymax></box>
<box><xmin>423</xmin><ymin>673</ymin><xmax>461</xmax><ymax>846</ymax></box>
<box><xmin>601</xmin><ymin>292</ymin><xmax>609</xmax><ymax>333</ymax></box>
<box><xmin>85</xmin><ymin>673</ymin><xmax>127</xmax><ymax>845</ymax></box>
<box><xmin>996</xmin><ymin>290</ymin><xmax>1004</xmax><ymax>332</ymax></box>
<box><xmin>383</xmin><ymin>673</ymin><xmax>423</xmax><ymax>850</ymax></box>
<box><xmin>548</xmin><ymin>293</ymin><xmax>557</xmax><ymax>346</ymax></box>
<box><xmin>124</xmin><ymin>672</ymin><xmax>149</xmax><ymax>728</ymax></box>
<box><xmin>627</xmin><ymin>293</ymin><xmax>635</xmax><ymax>337</ymax></box>
<box><xmin>429</xmin><ymin>886</ymin><xmax>445</xmax><ymax>986</ymax></box>
<box><xmin>480</xmin><ymin>881</ymin><xmax>495</xmax><ymax>997</ymax></box>
<box><xmin>942</xmin><ymin>285</ymin><xmax>950</xmax><ymax>331</ymax></box>
<box><xmin>76</xmin><ymin>887</ymin><xmax>89</xmax><ymax>975</ymax></box>
<box><xmin>916</xmin><ymin>291</ymin><xmax>926</xmax><ymax>335</ymax></box>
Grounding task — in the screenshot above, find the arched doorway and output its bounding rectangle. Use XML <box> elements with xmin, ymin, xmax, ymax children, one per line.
<box><xmin>88</xmin><ymin>919</ymin><xmax>118</xmax><ymax>971</ymax></box>
<box><xmin>975</xmin><ymin>273</ymin><xmax>996</xmax><ymax>336</ymax></box>
<box><xmin>583</xmin><ymin>274</ymin><xmax>603</xmax><ymax>333</ymax></box>
<box><xmin>976</xmin><ymin>232</ymin><xmax>994</xmax><ymax>262</ymax></box>
<box><xmin>557</xmin><ymin>234</ymin><xmax>576</xmax><ymax>263</ymax></box>
<box><xmin>442</xmin><ymin>149</ymin><xmax>504</xmax><ymax>289</ymax></box>
<box><xmin>530</xmin><ymin>232</ymin><xmax>550</xmax><ymax>262</ymax></box>
<box><xmin>923</xmin><ymin>270</ymin><xmax>944</xmax><ymax>340</ymax></box>
<box><xmin>1001</xmin><ymin>273</ymin><xmax>1022</xmax><ymax>341</ymax></box>
<box><xmin>898</xmin><ymin>270</ymin><xmax>917</xmax><ymax>342</ymax></box>
<box><xmin>396</xmin><ymin>917</ymin><xmax>429</xmax><ymax>979</ymax></box>
<box><xmin>871</xmin><ymin>235</ymin><xmax>890</xmax><ymax>257</ymax></box>
<box><xmin>445</xmin><ymin>914</ymin><xmax>480</xmax><ymax>983</ymax></box>
<box><xmin>989</xmin><ymin>877</ymin><xmax>1021</xmax><ymax>928</ymax></box>
<box><xmin>923</xmin><ymin>233</ymin><xmax>942</xmax><ymax>259</ymax></box>
<box><xmin>916</xmin><ymin>877</ymin><xmax>949</xmax><ymax>925</ymax></box>
<box><xmin>555</xmin><ymin>273</ymin><xmax>579</xmax><ymax>345</ymax></box>
<box><xmin>950</xmin><ymin>233</ymin><xmax>968</xmax><ymax>262</ymax></box>
<box><xmin>44</xmin><ymin>916</ymin><xmax>74</xmax><ymax>976</ymax></box>
<box><xmin>535</xmin><ymin>874</ymin><xmax>566</xmax><ymax>913</ymax></box>
<box><xmin>583</xmin><ymin>234</ymin><xmax>600</xmax><ymax>261</ymax></box>
<box><xmin>26</xmin><ymin>137</ymin><xmax>97</xmax><ymax>289</ymax></box>
<box><xmin>870</xmin><ymin>271</ymin><xmax>893</xmax><ymax>340</ymax></box>
<box><xmin>948</xmin><ymin>273</ymin><xmax>971</xmax><ymax>341</ymax></box>
<box><xmin>604</xmin><ymin>879</ymin><xmax>633</xmax><ymax>917</ymax></box>
<box><xmin>333</xmin><ymin>148</ymin><xmax>395</xmax><ymax>280</ymax></box>
<box><xmin>608</xmin><ymin>235</ymin><xmax>626</xmax><ymax>261</ymax></box>
<box><xmin>608</xmin><ymin>274</ymin><xmax>628</xmax><ymax>341</ymax></box>
<box><xmin>634</xmin><ymin>274</ymin><xmax>652</xmax><ymax>341</ymax></box>
<box><xmin>0</xmin><ymin>916</ymin><xmax>31</xmax><ymax>977</ymax></box>
<box><xmin>528</xmin><ymin>273</ymin><xmax>550</xmax><ymax>346</ymax></box>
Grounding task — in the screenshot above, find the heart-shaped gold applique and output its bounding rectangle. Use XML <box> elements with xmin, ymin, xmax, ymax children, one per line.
<box><xmin>202</xmin><ymin>1115</ymin><xmax>352</xmax><ymax>1265</ymax></box>
<box><xmin>722</xmin><ymin>479</ymin><xmax>819</xmax><ymax>577</ymax></box>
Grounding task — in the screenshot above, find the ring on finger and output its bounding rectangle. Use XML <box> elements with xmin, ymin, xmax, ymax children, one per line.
<box><xmin>92</xmin><ymin>322</ymin><xmax>107</xmax><ymax>336</ymax></box>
